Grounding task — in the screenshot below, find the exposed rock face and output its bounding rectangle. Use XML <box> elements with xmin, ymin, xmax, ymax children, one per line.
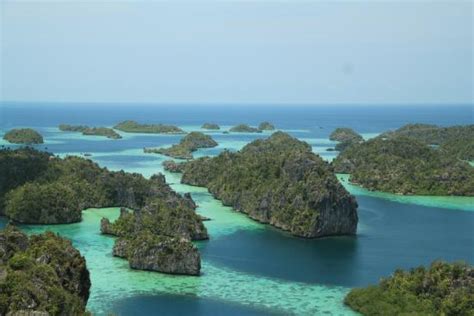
<box><xmin>0</xmin><ymin>226</ymin><xmax>90</xmax><ymax>315</ymax></box>
<box><xmin>179</xmin><ymin>132</ymin><xmax>358</xmax><ymax>238</ymax></box>
<box><xmin>113</xmin><ymin>233</ymin><xmax>200</xmax><ymax>275</ymax></box>
<box><xmin>163</xmin><ymin>160</ymin><xmax>184</xmax><ymax>173</ymax></box>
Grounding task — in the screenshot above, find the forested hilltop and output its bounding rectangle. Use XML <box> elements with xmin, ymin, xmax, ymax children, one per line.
<box><xmin>345</xmin><ymin>261</ymin><xmax>474</xmax><ymax>316</ymax></box>
<box><xmin>381</xmin><ymin>123</ymin><xmax>474</xmax><ymax>161</ymax></box>
<box><xmin>114</xmin><ymin>120</ymin><xmax>185</xmax><ymax>134</ymax></box>
<box><xmin>59</xmin><ymin>124</ymin><xmax>122</xmax><ymax>139</ymax></box>
<box><xmin>0</xmin><ymin>226</ymin><xmax>91</xmax><ymax>315</ymax></box>
<box><xmin>332</xmin><ymin>135</ymin><xmax>474</xmax><ymax>196</ymax></box>
<box><xmin>170</xmin><ymin>132</ymin><xmax>358</xmax><ymax>238</ymax></box>
<box><xmin>0</xmin><ymin>147</ymin><xmax>208</xmax><ymax>275</ymax></box>
<box><xmin>145</xmin><ymin>132</ymin><xmax>218</xmax><ymax>159</ymax></box>
<box><xmin>3</xmin><ymin>128</ymin><xmax>44</xmax><ymax>144</ymax></box>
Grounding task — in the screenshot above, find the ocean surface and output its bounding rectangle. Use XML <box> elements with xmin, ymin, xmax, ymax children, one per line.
<box><xmin>0</xmin><ymin>103</ymin><xmax>473</xmax><ymax>315</ymax></box>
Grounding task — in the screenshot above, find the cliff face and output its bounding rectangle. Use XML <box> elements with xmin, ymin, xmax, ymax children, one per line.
<box><xmin>180</xmin><ymin>132</ymin><xmax>358</xmax><ymax>238</ymax></box>
<box><xmin>0</xmin><ymin>226</ymin><xmax>90</xmax><ymax>315</ymax></box>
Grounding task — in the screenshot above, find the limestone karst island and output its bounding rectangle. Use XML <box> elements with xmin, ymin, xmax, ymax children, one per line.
<box><xmin>1</xmin><ymin>1</ymin><xmax>473</xmax><ymax>315</ymax></box>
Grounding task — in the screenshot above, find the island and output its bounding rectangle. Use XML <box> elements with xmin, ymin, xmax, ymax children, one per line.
<box><xmin>0</xmin><ymin>225</ymin><xmax>90</xmax><ymax>315</ymax></box>
<box><xmin>59</xmin><ymin>124</ymin><xmax>122</xmax><ymax>139</ymax></box>
<box><xmin>3</xmin><ymin>128</ymin><xmax>44</xmax><ymax>144</ymax></box>
<box><xmin>258</xmin><ymin>121</ymin><xmax>275</xmax><ymax>131</ymax></box>
<box><xmin>114</xmin><ymin>120</ymin><xmax>185</xmax><ymax>134</ymax></box>
<box><xmin>201</xmin><ymin>123</ymin><xmax>220</xmax><ymax>130</ymax></box>
<box><xmin>329</xmin><ymin>127</ymin><xmax>364</xmax><ymax>151</ymax></box>
<box><xmin>380</xmin><ymin>123</ymin><xmax>474</xmax><ymax>161</ymax></box>
<box><xmin>229</xmin><ymin>124</ymin><xmax>262</xmax><ymax>133</ymax></box>
<box><xmin>174</xmin><ymin>131</ymin><xmax>358</xmax><ymax>238</ymax></box>
<box><xmin>332</xmin><ymin>136</ymin><xmax>474</xmax><ymax>195</ymax></box>
<box><xmin>345</xmin><ymin>261</ymin><xmax>473</xmax><ymax>315</ymax></box>
<box><xmin>144</xmin><ymin>132</ymin><xmax>218</xmax><ymax>159</ymax></box>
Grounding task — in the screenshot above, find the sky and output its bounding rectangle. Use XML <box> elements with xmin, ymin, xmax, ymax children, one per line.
<box><xmin>0</xmin><ymin>1</ymin><xmax>472</xmax><ymax>105</ymax></box>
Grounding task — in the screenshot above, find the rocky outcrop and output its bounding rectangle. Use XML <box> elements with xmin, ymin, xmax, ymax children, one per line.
<box><xmin>163</xmin><ymin>160</ymin><xmax>184</xmax><ymax>173</ymax></box>
<box><xmin>113</xmin><ymin>233</ymin><xmax>200</xmax><ymax>275</ymax></box>
<box><xmin>3</xmin><ymin>129</ymin><xmax>43</xmax><ymax>144</ymax></box>
<box><xmin>179</xmin><ymin>132</ymin><xmax>358</xmax><ymax>238</ymax></box>
<box><xmin>258</xmin><ymin>121</ymin><xmax>275</xmax><ymax>131</ymax></box>
<box><xmin>0</xmin><ymin>226</ymin><xmax>90</xmax><ymax>315</ymax></box>
<box><xmin>145</xmin><ymin>132</ymin><xmax>218</xmax><ymax>159</ymax></box>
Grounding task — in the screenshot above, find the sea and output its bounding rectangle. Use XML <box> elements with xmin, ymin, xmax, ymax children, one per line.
<box><xmin>0</xmin><ymin>102</ymin><xmax>473</xmax><ymax>315</ymax></box>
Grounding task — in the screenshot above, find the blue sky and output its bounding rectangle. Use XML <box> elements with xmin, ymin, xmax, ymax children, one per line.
<box><xmin>0</xmin><ymin>1</ymin><xmax>472</xmax><ymax>104</ymax></box>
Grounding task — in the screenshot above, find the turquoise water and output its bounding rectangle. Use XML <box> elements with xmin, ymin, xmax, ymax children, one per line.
<box><xmin>0</xmin><ymin>104</ymin><xmax>473</xmax><ymax>315</ymax></box>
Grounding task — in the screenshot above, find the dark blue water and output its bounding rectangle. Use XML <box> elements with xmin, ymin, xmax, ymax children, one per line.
<box><xmin>1</xmin><ymin>103</ymin><xmax>473</xmax><ymax>315</ymax></box>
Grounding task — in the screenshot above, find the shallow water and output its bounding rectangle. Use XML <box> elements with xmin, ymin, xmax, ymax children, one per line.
<box><xmin>0</xmin><ymin>103</ymin><xmax>472</xmax><ymax>315</ymax></box>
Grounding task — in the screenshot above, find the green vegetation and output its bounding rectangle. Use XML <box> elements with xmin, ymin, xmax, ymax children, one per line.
<box><xmin>114</xmin><ymin>120</ymin><xmax>185</xmax><ymax>134</ymax></box>
<box><xmin>59</xmin><ymin>124</ymin><xmax>122</xmax><ymax>139</ymax></box>
<box><xmin>0</xmin><ymin>225</ymin><xmax>90</xmax><ymax>315</ymax></box>
<box><xmin>0</xmin><ymin>147</ymin><xmax>195</xmax><ymax>223</ymax></box>
<box><xmin>329</xmin><ymin>127</ymin><xmax>363</xmax><ymax>152</ymax></box>
<box><xmin>258</xmin><ymin>121</ymin><xmax>275</xmax><ymax>131</ymax></box>
<box><xmin>3</xmin><ymin>128</ymin><xmax>44</xmax><ymax>144</ymax></box>
<box><xmin>144</xmin><ymin>132</ymin><xmax>218</xmax><ymax>159</ymax></box>
<box><xmin>345</xmin><ymin>261</ymin><xmax>474</xmax><ymax>316</ymax></box>
<box><xmin>201</xmin><ymin>123</ymin><xmax>220</xmax><ymax>130</ymax></box>
<box><xmin>178</xmin><ymin>132</ymin><xmax>358</xmax><ymax>238</ymax></box>
<box><xmin>229</xmin><ymin>124</ymin><xmax>262</xmax><ymax>133</ymax></box>
<box><xmin>332</xmin><ymin>136</ymin><xmax>474</xmax><ymax>195</ymax></box>
<box><xmin>381</xmin><ymin>124</ymin><xmax>474</xmax><ymax>160</ymax></box>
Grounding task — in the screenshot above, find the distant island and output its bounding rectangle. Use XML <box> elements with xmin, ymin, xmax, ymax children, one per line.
<box><xmin>59</xmin><ymin>124</ymin><xmax>122</xmax><ymax>139</ymax></box>
<box><xmin>380</xmin><ymin>123</ymin><xmax>474</xmax><ymax>161</ymax></box>
<box><xmin>332</xmin><ymin>135</ymin><xmax>474</xmax><ymax>196</ymax></box>
<box><xmin>0</xmin><ymin>225</ymin><xmax>90</xmax><ymax>315</ymax></box>
<box><xmin>201</xmin><ymin>123</ymin><xmax>220</xmax><ymax>130</ymax></box>
<box><xmin>345</xmin><ymin>261</ymin><xmax>473</xmax><ymax>315</ymax></box>
<box><xmin>3</xmin><ymin>128</ymin><xmax>43</xmax><ymax>144</ymax></box>
<box><xmin>229</xmin><ymin>124</ymin><xmax>262</xmax><ymax>133</ymax></box>
<box><xmin>258</xmin><ymin>121</ymin><xmax>275</xmax><ymax>131</ymax></box>
<box><xmin>173</xmin><ymin>132</ymin><xmax>358</xmax><ymax>238</ymax></box>
<box><xmin>144</xmin><ymin>132</ymin><xmax>218</xmax><ymax>159</ymax></box>
<box><xmin>114</xmin><ymin>120</ymin><xmax>185</xmax><ymax>134</ymax></box>
<box><xmin>329</xmin><ymin>127</ymin><xmax>363</xmax><ymax>152</ymax></box>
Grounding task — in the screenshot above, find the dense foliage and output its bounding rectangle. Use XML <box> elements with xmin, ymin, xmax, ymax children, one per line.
<box><xmin>3</xmin><ymin>128</ymin><xmax>44</xmax><ymax>144</ymax></box>
<box><xmin>0</xmin><ymin>148</ymin><xmax>193</xmax><ymax>223</ymax></box>
<box><xmin>59</xmin><ymin>124</ymin><xmax>122</xmax><ymax>139</ymax></box>
<box><xmin>201</xmin><ymin>123</ymin><xmax>220</xmax><ymax>130</ymax></box>
<box><xmin>114</xmin><ymin>120</ymin><xmax>185</xmax><ymax>134</ymax></box>
<box><xmin>329</xmin><ymin>127</ymin><xmax>363</xmax><ymax>152</ymax></box>
<box><xmin>0</xmin><ymin>226</ymin><xmax>90</xmax><ymax>315</ymax></box>
<box><xmin>144</xmin><ymin>132</ymin><xmax>218</xmax><ymax>159</ymax></box>
<box><xmin>381</xmin><ymin>124</ymin><xmax>474</xmax><ymax>160</ymax></box>
<box><xmin>258</xmin><ymin>121</ymin><xmax>275</xmax><ymax>131</ymax></box>
<box><xmin>332</xmin><ymin>136</ymin><xmax>474</xmax><ymax>195</ymax></box>
<box><xmin>229</xmin><ymin>124</ymin><xmax>262</xmax><ymax>133</ymax></box>
<box><xmin>345</xmin><ymin>261</ymin><xmax>474</xmax><ymax>316</ymax></box>
<box><xmin>178</xmin><ymin>132</ymin><xmax>358</xmax><ymax>238</ymax></box>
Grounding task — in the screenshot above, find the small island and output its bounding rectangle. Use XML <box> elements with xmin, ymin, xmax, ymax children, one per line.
<box><xmin>175</xmin><ymin>132</ymin><xmax>358</xmax><ymax>238</ymax></box>
<box><xmin>59</xmin><ymin>124</ymin><xmax>122</xmax><ymax>139</ymax></box>
<box><xmin>332</xmin><ymin>135</ymin><xmax>474</xmax><ymax>195</ymax></box>
<box><xmin>345</xmin><ymin>261</ymin><xmax>473</xmax><ymax>315</ymax></box>
<box><xmin>201</xmin><ymin>123</ymin><xmax>220</xmax><ymax>130</ymax></box>
<box><xmin>329</xmin><ymin>127</ymin><xmax>363</xmax><ymax>151</ymax></box>
<box><xmin>0</xmin><ymin>225</ymin><xmax>91</xmax><ymax>315</ymax></box>
<box><xmin>258</xmin><ymin>121</ymin><xmax>275</xmax><ymax>131</ymax></box>
<box><xmin>229</xmin><ymin>124</ymin><xmax>262</xmax><ymax>133</ymax></box>
<box><xmin>3</xmin><ymin>128</ymin><xmax>44</xmax><ymax>144</ymax></box>
<box><xmin>114</xmin><ymin>120</ymin><xmax>185</xmax><ymax>134</ymax></box>
<box><xmin>144</xmin><ymin>132</ymin><xmax>218</xmax><ymax>159</ymax></box>
<box><xmin>380</xmin><ymin>123</ymin><xmax>474</xmax><ymax>161</ymax></box>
